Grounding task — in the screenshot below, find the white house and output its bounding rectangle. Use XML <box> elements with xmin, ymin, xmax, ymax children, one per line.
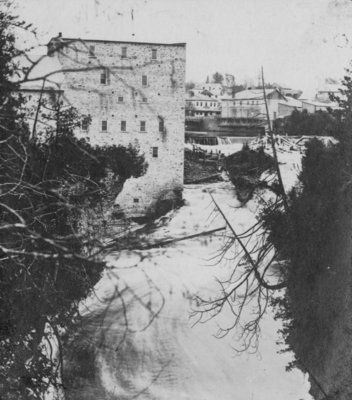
<box><xmin>221</xmin><ymin>88</ymin><xmax>286</xmax><ymax>122</ymax></box>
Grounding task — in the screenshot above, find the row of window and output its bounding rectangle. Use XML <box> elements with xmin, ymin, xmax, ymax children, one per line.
<box><xmin>89</xmin><ymin>45</ymin><xmax>158</xmax><ymax>60</ymax></box>
<box><xmin>232</xmin><ymin>100</ymin><xmax>260</xmax><ymax>106</ymax></box>
<box><xmin>82</xmin><ymin>119</ymin><xmax>164</xmax><ymax>133</ymax></box>
<box><xmin>100</xmin><ymin>70</ymin><xmax>148</xmax><ymax>87</ymax></box>
<box><xmin>193</xmin><ymin>111</ymin><xmax>219</xmax><ymax>116</ymax></box>
<box><xmin>187</xmin><ymin>100</ymin><xmax>262</xmax><ymax>107</ymax></box>
<box><xmin>194</xmin><ymin>101</ymin><xmax>218</xmax><ymax>107</ymax></box>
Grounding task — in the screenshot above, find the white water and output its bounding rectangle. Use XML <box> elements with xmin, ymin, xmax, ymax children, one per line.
<box><xmin>79</xmin><ymin>152</ymin><xmax>312</xmax><ymax>400</ymax></box>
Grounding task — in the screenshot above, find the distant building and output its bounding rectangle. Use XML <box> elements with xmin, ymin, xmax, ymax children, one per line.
<box><xmin>185</xmin><ymin>92</ymin><xmax>221</xmax><ymax>117</ymax></box>
<box><xmin>301</xmin><ymin>100</ymin><xmax>338</xmax><ymax>114</ymax></box>
<box><xmin>315</xmin><ymin>78</ymin><xmax>341</xmax><ymax>103</ymax></box>
<box><xmin>195</xmin><ymin>83</ymin><xmax>223</xmax><ymax>97</ymax></box>
<box><xmin>278</xmin><ymin>97</ymin><xmax>302</xmax><ymax>118</ymax></box>
<box><xmin>221</xmin><ymin>88</ymin><xmax>286</xmax><ymax>123</ymax></box>
<box><xmin>26</xmin><ymin>34</ymin><xmax>186</xmax><ymax>217</ymax></box>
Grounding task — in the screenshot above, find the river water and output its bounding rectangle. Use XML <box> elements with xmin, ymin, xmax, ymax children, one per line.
<box><xmin>64</xmin><ymin>177</ymin><xmax>312</xmax><ymax>400</ymax></box>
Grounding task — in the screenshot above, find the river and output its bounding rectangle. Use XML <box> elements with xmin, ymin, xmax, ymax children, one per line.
<box><xmin>64</xmin><ymin>177</ymin><xmax>312</xmax><ymax>400</ymax></box>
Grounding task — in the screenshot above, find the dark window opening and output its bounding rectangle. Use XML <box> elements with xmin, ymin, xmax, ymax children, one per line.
<box><xmin>121</xmin><ymin>121</ymin><xmax>126</xmax><ymax>131</ymax></box>
<box><xmin>142</xmin><ymin>97</ymin><xmax>147</xmax><ymax>103</ymax></box>
<box><xmin>121</xmin><ymin>46</ymin><xmax>127</xmax><ymax>58</ymax></box>
<box><xmin>152</xmin><ymin>49</ymin><xmax>157</xmax><ymax>60</ymax></box>
<box><xmin>133</xmin><ymin>198</ymin><xmax>139</xmax><ymax>203</ymax></box>
<box><xmin>152</xmin><ymin>147</ymin><xmax>158</xmax><ymax>158</ymax></box>
<box><xmin>88</xmin><ymin>45</ymin><xmax>95</xmax><ymax>58</ymax></box>
<box><xmin>102</xmin><ymin>120</ymin><xmax>107</xmax><ymax>132</ymax></box>
<box><xmin>118</xmin><ymin>96</ymin><xmax>124</xmax><ymax>102</ymax></box>
<box><xmin>140</xmin><ymin>121</ymin><xmax>146</xmax><ymax>132</ymax></box>
<box><xmin>142</xmin><ymin>75</ymin><xmax>147</xmax><ymax>86</ymax></box>
<box><xmin>100</xmin><ymin>71</ymin><xmax>107</xmax><ymax>84</ymax></box>
<box><xmin>158</xmin><ymin>117</ymin><xmax>164</xmax><ymax>132</ymax></box>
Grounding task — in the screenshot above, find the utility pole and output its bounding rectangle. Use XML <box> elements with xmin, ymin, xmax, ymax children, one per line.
<box><xmin>261</xmin><ymin>66</ymin><xmax>289</xmax><ymax>213</ymax></box>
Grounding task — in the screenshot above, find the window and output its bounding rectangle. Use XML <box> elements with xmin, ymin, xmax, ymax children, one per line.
<box><xmin>100</xmin><ymin>70</ymin><xmax>107</xmax><ymax>84</ymax></box>
<box><xmin>133</xmin><ymin>198</ymin><xmax>139</xmax><ymax>203</ymax></box>
<box><xmin>121</xmin><ymin>120</ymin><xmax>126</xmax><ymax>131</ymax></box>
<box><xmin>121</xmin><ymin>46</ymin><xmax>127</xmax><ymax>58</ymax></box>
<box><xmin>118</xmin><ymin>96</ymin><xmax>124</xmax><ymax>102</ymax></box>
<box><xmin>142</xmin><ymin>75</ymin><xmax>147</xmax><ymax>86</ymax></box>
<box><xmin>101</xmin><ymin>96</ymin><xmax>108</xmax><ymax>110</ymax></box>
<box><xmin>152</xmin><ymin>49</ymin><xmax>157</xmax><ymax>60</ymax></box>
<box><xmin>101</xmin><ymin>120</ymin><xmax>107</xmax><ymax>132</ymax></box>
<box><xmin>140</xmin><ymin>121</ymin><xmax>146</xmax><ymax>132</ymax></box>
<box><xmin>152</xmin><ymin>147</ymin><xmax>158</xmax><ymax>158</ymax></box>
<box><xmin>142</xmin><ymin>97</ymin><xmax>147</xmax><ymax>103</ymax></box>
<box><xmin>81</xmin><ymin>117</ymin><xmax>89</xmax><ymax>131</ymax></box>
<box><xmin>158</xmin><ymin>117</ymin><xmax>164</xmax><ymax>132</ymax></box>
<box><xmin>88</xmin><ymin>45</ymin><xmax>95</xmax><ymax>58</ymax></box>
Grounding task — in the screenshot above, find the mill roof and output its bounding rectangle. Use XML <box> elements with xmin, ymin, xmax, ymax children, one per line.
<box><xmin>48</xmin><ymin>35</ymin><xmax>186</xmax><ymax>47</ymax></box>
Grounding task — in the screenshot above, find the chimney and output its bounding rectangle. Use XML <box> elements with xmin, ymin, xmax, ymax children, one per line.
<box><xmin>48</xmin><ymin>32</ymin><xmax>63</xmax><ymax>56</ymax></box>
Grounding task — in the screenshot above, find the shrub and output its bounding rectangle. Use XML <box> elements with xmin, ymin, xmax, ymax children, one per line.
<box><xmin>225</xmin><ymin>145</ymin><xmax>275</xmax><ymax>202</ymax></box>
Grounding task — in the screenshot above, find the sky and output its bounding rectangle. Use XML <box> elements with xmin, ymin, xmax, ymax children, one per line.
<box><xmin>10</xmin><ymin>0</ymin><xmax>352</xmax><ymax>96</ymax></box>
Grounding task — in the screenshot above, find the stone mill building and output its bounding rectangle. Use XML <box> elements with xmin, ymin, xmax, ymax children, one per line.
<box><xmin>46</xmin><ymin>34</ymin><xmax>186</xmax><ymax>217</ymax></box>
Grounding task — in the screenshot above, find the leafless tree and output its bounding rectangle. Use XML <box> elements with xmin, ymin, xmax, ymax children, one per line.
<box><xmin>191</xmin><ymin>67</ymin><xmax>290</xmax><ymax>352</ymax></box>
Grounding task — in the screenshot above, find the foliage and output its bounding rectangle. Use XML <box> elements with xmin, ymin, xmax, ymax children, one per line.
<box><xmin>185</xmin><ymin>81</ymin><xmax>195</xmax><ymax>91</ymax></box>
<box><xmin>231</xmin><ymin>84</ymin><xmax>245</xmax><ymax>94</ymax></box>
<box><xmin>277</xmin><ymin>109</ymin><xmax>340</xmax><ymax>137</ymax></box>
<box><xmin>225</xmin><ymin>143</ymin><xmax>275</xmax><ymax>178</ymax></box>
<box><xmin>262</xmin><ymin>67</ymin><xmax>352</xmax><ymax>375</ymax></box>
<box><xmin>225</xmin><ymin>145</ymin><xmax>276</xmax><ymax>202</ymax></box>
<box><xmin>212</xmin><ymin>72</ymin><xmax>223</xmax><ymax>84</ymax></box>
<box><xmin>262</xmin><ymin>137</ymin><xmax>352</xmax><ymax>372</ymax></box>
<box><xmin>0</xmin><ymin>9</ymin><xmax>147</xmax><ymax>399</ymax></box>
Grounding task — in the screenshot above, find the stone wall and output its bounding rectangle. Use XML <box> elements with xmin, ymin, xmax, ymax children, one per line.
<box><xmin>48</xmin><ymin>37</ymin><xmax>186</xmax><ymax>217</ymax></box>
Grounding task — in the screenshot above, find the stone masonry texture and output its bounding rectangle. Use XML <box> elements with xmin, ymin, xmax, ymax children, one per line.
<box><xmin>48</xmin><ymin>37</ymin><xmax>186</xmax><ymax>217</ymax></box>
